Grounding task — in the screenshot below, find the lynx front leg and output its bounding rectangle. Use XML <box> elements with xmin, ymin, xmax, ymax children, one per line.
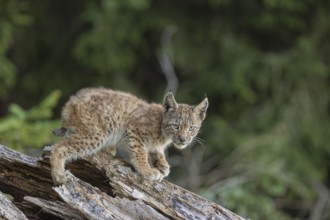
<box><xmin>126</xmin><ymin>135</ymin><xmax>162</xmax><ymax>181</ymax></box>
<box><xmin>149</xmin><ymin>151</ymin><xmax>170</xmax><ymax>178</ymax></box>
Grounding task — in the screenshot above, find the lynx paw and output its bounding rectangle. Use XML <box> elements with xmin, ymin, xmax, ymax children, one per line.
<box><xmin>156</xmin><ymin>164</ymin><xmax>170</xmax><ymax>178</ymax></box>
<box><xmin>52</xmin><ymin>170</ymin><xmax>74</xmax><ymax>185</ymax></box>
<box><xmin>142</xmin><ymin>168</ymin><xmax>163</xmax><ymax>181</ymax></box>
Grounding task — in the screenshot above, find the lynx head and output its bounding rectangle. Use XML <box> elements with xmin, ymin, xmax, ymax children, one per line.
<box><xmin>162</xmin><ymin>92</ymin><xmax>208</xmax><ymax>149</ymax></box>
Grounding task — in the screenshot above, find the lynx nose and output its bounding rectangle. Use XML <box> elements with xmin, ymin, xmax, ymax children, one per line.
<box><xmin>179</xmin><ymin>135</ymin><xmax>187</xmax><ymax>143</ymax></box>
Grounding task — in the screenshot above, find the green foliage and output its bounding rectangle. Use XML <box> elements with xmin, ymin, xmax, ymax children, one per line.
<box><xmin>0</xmin><ymin>0</ymin><xmax>329</xmax><ymax>219</ymax></box>
<box><xmin>201</xmin><ymin>120</ymin><xmax>318</xmax><ymax>218</ymax></box>
<box><xmin>74</xmin><ymin>0</ymin><xmax>153</xmax><ymax>72</ymax></box>
<box><xmin>0</xmin><ymin>0</ymin><xmax>33</xmax><ymax>97</ymax></box>
<box><xmin>0</xmin><ymin>90</ymin><xmax>61</xmax><ymax>150</ymax></box>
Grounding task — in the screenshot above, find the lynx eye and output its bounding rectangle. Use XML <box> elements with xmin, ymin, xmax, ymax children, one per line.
<box><xmin>189</xmin><ymin>126</ymin><xmax>197</xmax><ymax>132</ymax></box>
<box><xmin>172</xmin><ymin>123</ymin><xmax>180</xmax><ymax>130</ymax></box>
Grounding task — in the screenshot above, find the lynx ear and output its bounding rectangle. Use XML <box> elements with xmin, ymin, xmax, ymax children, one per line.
<box><xmin>194</xmin><ymin>97</ymin><xmax>209</xmax><ymax>120</ymax></box>
<box><xmin>163</xmin><ymin>92</ymin><xmax>178</xmax><ymax>113</ymax></box>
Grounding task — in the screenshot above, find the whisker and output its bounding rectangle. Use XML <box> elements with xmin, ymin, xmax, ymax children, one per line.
<box><xmin>189</xmin><ymin>137</ymin><xmax>205</xmax><ymax>147</ymax></box>
<box><xmin>194</xmin><ymin>137</ymin><xmax>205</xmax><ymax>143</ymax></box>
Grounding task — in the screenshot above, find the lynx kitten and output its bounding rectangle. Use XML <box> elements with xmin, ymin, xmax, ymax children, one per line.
<box><xmin>50</xmin><ymin>87</ymin><xmax>208</xmax><ymax>185</ymax></box>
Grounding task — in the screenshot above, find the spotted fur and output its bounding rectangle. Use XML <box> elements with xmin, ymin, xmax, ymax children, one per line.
<box><xmin>50</xmin><ymin>87</ymin><xmax>208</xmax><ymax>185</ymax></box>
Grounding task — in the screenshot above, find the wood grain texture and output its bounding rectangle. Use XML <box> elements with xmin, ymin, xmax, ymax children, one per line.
<box><xmin>0</xmin><ymin>144</ymin><xmax>246</xmax><ymax>220</ymax></box>
<box><xmin>24</xmin><ymin>196</ymin><xmax>86</xmax><ymax>220</ymax></box>
<box><xmin>0</xmin><ymin>192</ymin><xmax>28</xmax><ymax>220</ymax></box>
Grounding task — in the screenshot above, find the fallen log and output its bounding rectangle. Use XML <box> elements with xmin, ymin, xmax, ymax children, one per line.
<box><xmin>0</xmin><ymin>144</ymin><xmax>246</xmax><ymax>220</ymax></box>
<box><xmin>0</xmin><ymin>191</ymin><xmax>28</xmax><ymax>220</ymax></box>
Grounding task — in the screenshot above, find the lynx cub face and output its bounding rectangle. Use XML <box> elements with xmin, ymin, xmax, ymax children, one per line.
<box><xmin>162</xmin><ymin>93</ymin><xmax>208</xmax><ymax>149</ymax></box>
<box><xmin>50</xmin><ymin>88</ymin><xmax>208</xmax><ymax>185</ymax></box>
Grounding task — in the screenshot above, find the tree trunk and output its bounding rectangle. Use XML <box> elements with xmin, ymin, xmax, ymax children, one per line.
<box><xmin>0</xmin><ymin>144</ymin><xmax>246</xmax><ymax>220</ymax></box>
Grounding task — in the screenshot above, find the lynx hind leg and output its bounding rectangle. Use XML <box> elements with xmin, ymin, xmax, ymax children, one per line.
<box><xmin>50</xmin><ymin>142</ymin><xmax>74</xmax><ymax>185</ymax></box>
<box><xmin>50</xmin><ymin>134</ymin><xmax>105</xmax><ymax>185</ymax></box>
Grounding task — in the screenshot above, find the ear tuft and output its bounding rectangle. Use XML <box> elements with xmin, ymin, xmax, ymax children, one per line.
<box><xmin>194</xmin><ymin>97</ymin><xmax>209</xmax><ymax>120</ymax></box>
<box><xmin>163</xmin><ymin>92</ymin><xmax>178</xmax><ymax>113</ymax></box>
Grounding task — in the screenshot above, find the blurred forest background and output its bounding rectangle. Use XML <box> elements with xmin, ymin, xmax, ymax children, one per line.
<box><xmin>0</xmin><ymin>0</ymin><xmax>330</xmax><ymax>219</ymax></box>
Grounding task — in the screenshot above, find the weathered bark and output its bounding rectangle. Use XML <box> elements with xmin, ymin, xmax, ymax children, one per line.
<box><xmin>0</xmin><ymin>191</ymin><xmax>28</xmax><ymax>220</ymax></box>
<box><xmin>0</xmin><ymin>144</ymin><xmax>246</xmax><ymax>220</ymax></box>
